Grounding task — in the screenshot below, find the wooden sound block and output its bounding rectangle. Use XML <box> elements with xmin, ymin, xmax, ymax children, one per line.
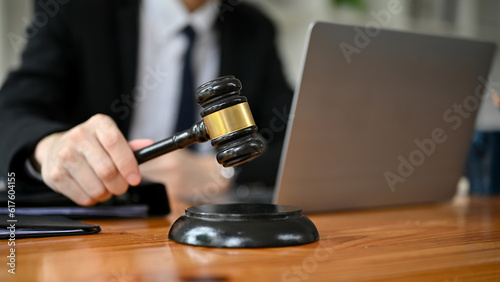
<box><xmin>168</xmin><ymin>203</ymin><xmax>319</xmax><ymax>248</ymax></box>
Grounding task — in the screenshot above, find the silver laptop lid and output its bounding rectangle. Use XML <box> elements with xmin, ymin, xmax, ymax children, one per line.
<box><xmin>274</xmin><ymin>22</ymin><xmax>496</xmax><ymax>213</ymax></box>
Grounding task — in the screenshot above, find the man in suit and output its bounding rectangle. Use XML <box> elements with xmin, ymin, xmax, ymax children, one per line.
<box><xmin>0</xmin><ymin>0</ymin><xmax>293</xmax><ymax>206</ymax></box>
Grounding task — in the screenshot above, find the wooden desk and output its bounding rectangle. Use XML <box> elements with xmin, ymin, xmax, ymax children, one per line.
<box><xmin>2</xmin><ymin>196</ymin><xmax>500</xmax><ymax>281</ymax></box>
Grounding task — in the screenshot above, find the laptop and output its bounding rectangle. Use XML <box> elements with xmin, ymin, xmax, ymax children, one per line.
<box><xmin>273</xmin><ymin>22</ymin><xmax>497</xmax><ymax>213</ymax></box>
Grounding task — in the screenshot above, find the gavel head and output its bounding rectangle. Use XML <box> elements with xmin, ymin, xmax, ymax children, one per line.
<box><xmin>196</xmin><ymin>76</ymin><xmax>264</xmax><ymax>167</ymax></box>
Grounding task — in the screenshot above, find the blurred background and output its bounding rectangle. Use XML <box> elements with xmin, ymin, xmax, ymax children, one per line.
<box><xmin>1</xmin><ymin>0</ymin><xmax>499</xmax><ymax>129</ymax></box>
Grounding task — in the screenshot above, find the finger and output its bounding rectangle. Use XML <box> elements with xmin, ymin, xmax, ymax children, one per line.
<box><xmin>66</xmin><ymin>160</ymin><xmax>112</xmax><ymax>203</ymax></box>
<box><xmin>76</xmin><ymin>138</ymin><xmax>130</xmax><ymax>196</ymax></box>
<box><xmin>56</xmin><ymin>174</ymin><xmax>97</xmax><ymax>207</ymax></box>
<box><xmin>129</xmin><ymin>139</ymin><xmax>155</xmax><ymax>151</ymax></box>
<box><xmin>93</xmin><ymin>115</ymin><xmax>142</xmax><ymax>186</ymax></box>
<box><xmin>41</xmin><ymin>146</ymin><xmax>96</xmax><ymax>206</ymax></box>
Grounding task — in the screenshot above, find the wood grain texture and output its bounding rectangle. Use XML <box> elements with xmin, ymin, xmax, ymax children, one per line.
<box><xmin>2</xmin><ymin>196</ymin><xmax>500</xmax><ymax>282</ymax></box>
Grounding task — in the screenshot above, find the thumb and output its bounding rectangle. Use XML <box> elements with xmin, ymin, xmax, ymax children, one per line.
<box><xmin>129</xmin><ymin>139</ymin><xmax>155</xmax><ymax>151</ymax></box>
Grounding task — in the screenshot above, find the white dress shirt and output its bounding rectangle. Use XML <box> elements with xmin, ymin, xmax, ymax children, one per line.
<box><xmin>128</xmin><ymin>0</ymin><xmax>220</xmax><ymax>145</ymax></box>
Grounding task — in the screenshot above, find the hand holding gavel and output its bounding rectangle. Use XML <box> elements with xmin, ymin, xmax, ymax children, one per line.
<box><xmin>134</xmin><ymin>75</ymin><xmax>264</xmax><ymax>167</ymax></box>
<box><xmin>33</xmin><ymin>76</ymin><xmax>264</xmax><ymax>206</ymax></box>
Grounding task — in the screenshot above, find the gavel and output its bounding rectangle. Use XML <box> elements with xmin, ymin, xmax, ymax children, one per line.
<box><xmin>133</xmin><ymin>76</ymin><xmax>264</xmax><ymax>167</ymax></box>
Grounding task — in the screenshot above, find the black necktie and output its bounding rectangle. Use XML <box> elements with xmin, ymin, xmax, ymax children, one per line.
<box><xmin>175</xmin><ymin>25</ymin><xmax>196</xmax><ymax>133</ymax></box>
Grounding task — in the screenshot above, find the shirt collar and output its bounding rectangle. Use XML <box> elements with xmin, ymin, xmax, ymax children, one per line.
<box><xmin>144</xmin><ymin>0</ymin><xmax>218</xmax><ymax>43</ymax></box>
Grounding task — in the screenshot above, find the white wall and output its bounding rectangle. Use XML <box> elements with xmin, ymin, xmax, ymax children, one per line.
<box><xmin>0</xmin><ymin>1</ymin><xmax>8</xmax><ymax>82</ymax></box>
<box><xmin>0</xmin><ymin>0</ymin><xmax>32</xmax><ymax>85</ymax></box>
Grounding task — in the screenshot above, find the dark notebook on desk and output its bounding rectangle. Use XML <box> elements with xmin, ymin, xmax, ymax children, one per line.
<box><xmin>0</xmin><ymin>181</ymin><xmax>170</xmax><ymax>218</ymax></box>
<box><xmin>0</xmin><ymin>182</ymin><xmax>168</xmax><ymax>238</ymax></box>
<box><xmin>0</xmin><ymin>214</ymin><xmax>101</xmax><ymax>239</ymax></box>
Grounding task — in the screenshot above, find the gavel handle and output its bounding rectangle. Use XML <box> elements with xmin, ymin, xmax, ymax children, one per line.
<box><xmin>134</xmin><ymin>121</ymin><xmax>210</xmax><ymax>164</ymax></box>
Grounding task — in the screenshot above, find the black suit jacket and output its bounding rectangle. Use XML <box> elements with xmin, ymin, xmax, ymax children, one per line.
<box><xmin>0</xmin><ymin>0</ymin><xmax>293</xmax><ymax>192</ymax></box>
